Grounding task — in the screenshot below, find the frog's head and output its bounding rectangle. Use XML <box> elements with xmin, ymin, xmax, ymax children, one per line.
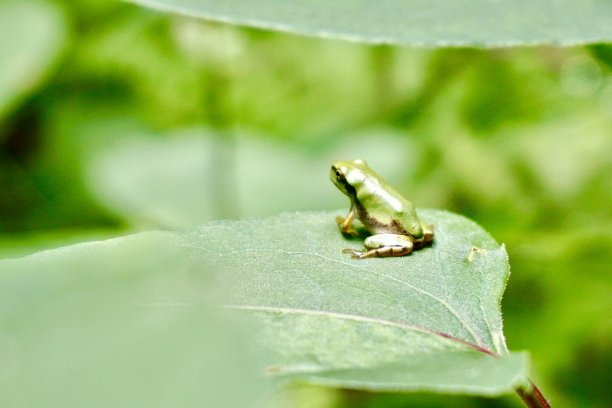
<box><xmin>331</xmin><ymin>159</ymin><xmax>369</xmax><ymax>197</ymax></box>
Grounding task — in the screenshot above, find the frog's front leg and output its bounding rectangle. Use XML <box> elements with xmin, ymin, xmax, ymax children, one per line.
<box><xmin>343</xmin><ymin>234</ymin><xmax>414</xmax><ymax>259</ymax></box>
<box><xmin>336</xmin><ymin>206</ymin><xmax>359</xmax><ymax>236</ymax></box>
<box><xmin>422</xmin><ymin>222</ymin><xmax>434</xmax><ymax>245</ymax></box>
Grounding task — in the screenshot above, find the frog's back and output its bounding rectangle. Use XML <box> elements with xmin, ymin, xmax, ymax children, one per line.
<box><xmin>356</xmin><ymin>184</ymin><xmax>423</xmax><ymax>237</ymax></box>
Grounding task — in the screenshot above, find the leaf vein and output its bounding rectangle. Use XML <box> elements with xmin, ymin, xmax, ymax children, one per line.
<box><xmin>225</xmin><ymin>304</ymin><xmax>493</xmax><ymax>355</ymax></box>
<box><xmin>228</xmin><ymin>247</ymin><xmax>486</xmax><ymax>348</ymax></box>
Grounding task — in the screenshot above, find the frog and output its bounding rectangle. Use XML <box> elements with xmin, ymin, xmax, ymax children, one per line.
<box><xmin>330</xmin><ymin>159</ymin><xmax>433</xmax><ymax>259</ymax></box>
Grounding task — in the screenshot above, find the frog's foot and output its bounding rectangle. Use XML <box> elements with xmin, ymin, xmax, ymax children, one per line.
<box><xmin>422</xmin><ymin>223</ymin><xmax>434</xmax><ymax>245</ymax></box>
<box><xmin>343</xmin><ymin>234</ymin><xmax>414</xmax><ymax>259</ymax></box>
<box><xmin>336</xmin><ymin>215</ymin><xmax>359</xmax><ymax>236</ymax></box>
<box><xmin>343</xmin><ymin>246</ymin><xmax>412</xmax><ymax>259</ymax></box>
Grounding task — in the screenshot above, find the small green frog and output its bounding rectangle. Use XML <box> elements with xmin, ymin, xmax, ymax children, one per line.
<box><xmin>331</xmin><ymin>159</ymin><xmax>433</xmax><ymax>259</ymax></box>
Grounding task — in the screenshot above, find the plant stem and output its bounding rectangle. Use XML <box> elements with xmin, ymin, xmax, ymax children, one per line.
<box><xmin>515</xmin><ymin>380</ymin><xmax>551</xmax><ymax>408</ymax></box>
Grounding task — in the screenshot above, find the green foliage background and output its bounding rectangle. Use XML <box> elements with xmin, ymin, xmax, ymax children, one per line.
<box><xmin>0</xmin><ymin>0</ymin><xmax>610</xmax><ymax>407</ymax></box>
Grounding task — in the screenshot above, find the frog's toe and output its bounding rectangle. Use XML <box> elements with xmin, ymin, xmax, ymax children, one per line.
<box><xmin>342</xmin><ymin>248</ymin><xmax>365</xmax><ymax>259</ymax></box>
<box><xmin>344</xmin><ymin>228</ymin><xmax>359</xmax><ymax>237</ymax></box>
<box><xmin>423</xmin><ymin>224</ymin><xmax>434</xmax><ymax>244</ymax></box>
<box><xmin>338</xmin><ymin>225</ymin><xmax>359</xmax><ymax>237</ymax></box>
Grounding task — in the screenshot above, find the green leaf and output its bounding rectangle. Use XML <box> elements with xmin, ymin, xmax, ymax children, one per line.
<box><xmin>0</xmin><ymin>0</ymin><xmax>67</xmax><ymax>121</ymax></box>
<box><xmin>127</xmin><ymin>0</ymin><xmax>612</xmax><ymax>47</ymax></box>
<box><xmin>180</xmin><ymin>209</ymin><xmax>528</xmax><ymax>395</ymax></box>
<box><xmin>0</xmin><ymin>210</ymin><xmax>529</xmax><ymax>400</ymax></box>
<box><xmin>0</xmin><ymin>233</ymin><xmax>268</xmax><ymax>408</ymax></box>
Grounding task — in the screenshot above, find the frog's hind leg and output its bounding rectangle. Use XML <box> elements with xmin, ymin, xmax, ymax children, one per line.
<box><xmin>344</xmin><ymin>246</ymin><xmax>411</xmax><ymax>259</ymax></box>
<box><xmin>343</xmin><ymin>234</ymin><xmax>413</xmax><ymax>259</ymax></box>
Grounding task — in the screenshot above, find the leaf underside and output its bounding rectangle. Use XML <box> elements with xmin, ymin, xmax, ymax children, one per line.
<box><xmin>128</xmin><ymin>0</ymin><xmax>612</xmax><ymax>47</ymax></box>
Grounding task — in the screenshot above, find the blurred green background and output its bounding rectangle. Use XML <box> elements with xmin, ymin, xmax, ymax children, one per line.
<box><xmin>0</xmin><ymin>0</ymin><xmax>610</xmax><ymax>407</ymax></box>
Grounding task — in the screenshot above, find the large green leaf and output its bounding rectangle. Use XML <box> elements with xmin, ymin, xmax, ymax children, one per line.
<box><xmin>180</xmin><ymin>209</ymin><xmax>529</xmax><ymax>394</ymax></box>
<box><xmin>127</xmin><ymin>0</ymin><xmax>612</xmax><ymax>47</ymax></box>
<box><xmin>0</xmin><ymin>233</ymin><xmax>268</xmax><ymax>408</ymax></box>
<box><xmin>0</xmin><ymin>210</ymin><xmax>529</xmax><ymax>400</ymax></box>
<box><xmin>0</xmin><ymin>0</ymin><xmax>67</xmax><ymax>121</ymax></box>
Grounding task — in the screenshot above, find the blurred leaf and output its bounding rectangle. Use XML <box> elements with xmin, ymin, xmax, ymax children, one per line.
<box><xmin>84</xmin><ymin>127</ymin><xmax>414</xmax><ymax>228</ymax></box>
<box><xmin>589</xmin><ymin>43</ymin><xmax>612</xmax><ymax>70</ymax></box>
<box><xmin>85</xmin><ymin>131</ymin><xmax>218</xmax><ymax>228</ymax></box>
<box><xmin>127</xmin><ymin>0</ymin><xmax>612</xmax><ymax>47</ymax></box>
<box><xmin>459</xmin><ymin>55</ymin><xmax>544</xmax><ymax>133</ymax></box>
<box><xmin>0</xmin><ymin>0</ymin><xmax>67</xmax><ymax>122</ymax></box>
<box><xmin>0</xmin><ymin>228</ymin><xmax>124</xmax><ymax>259</ymax></box>
<box><xmin>72</xmin><ymin>11</ymin><xmax>209</xmax><ymax>126</ymax></box>
<box><xmin>183</xmin><ymin>210</ymin><xmax>529</xmax><ymax>395</ymax></box>
<box><xmin>508</xmin><ymin>110</ymin><xmax>612</xmax><ymax>198</ymax></box>
<box><xmin>265</xmin><ymin>384</ymin><xmax>341</xmax><ymax>408</ymax></box>
<box><xmin>226</xmin><ymin>34</ymin><xmax>378</xmax><ymax>139</ymax></box>
<box><xmin>0</xmin><ymin>232</ymin><xmax>268</xmax><ymax>408</ymax></box>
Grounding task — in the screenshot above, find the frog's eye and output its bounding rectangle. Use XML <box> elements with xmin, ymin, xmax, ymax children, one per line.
<box><xmin>335</xmin><ymin>169</ymin><xmax>342</xmax><ymax>179</ymax></box>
